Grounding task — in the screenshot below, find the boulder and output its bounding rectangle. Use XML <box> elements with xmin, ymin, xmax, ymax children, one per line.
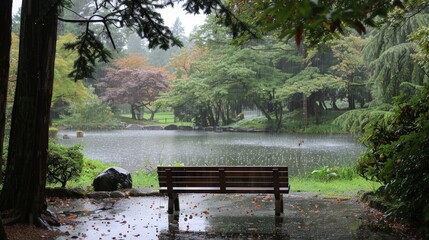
<box><xmin>126</xmin><ymin>124</ymin><xmax>144</xmax><ymax>130</ymax></box>
<box><xmin>178</xmin><ymin>126</ymin><xmax>194</xmax><ymax>130</ymax></box>
<box><xmin>142</xmin><ymin>125</ymin><xmax>164</xmax><ymax>130</ymax></box>
<box><xmin>93</xmin><ymin>167</ymin><xmax>132</xmax><ymax>191</ymax></box>
<box><xmin>110</xmin><ymin>191</ymin><xmax>126</xmax><ymax>198</ymax></box>
<box><xmin>164</xmin><ymin>124</ymin><xmax>178</xmax><ymax>130</ymax></box>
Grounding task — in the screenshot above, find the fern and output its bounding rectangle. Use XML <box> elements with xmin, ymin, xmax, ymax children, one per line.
<box><xmin>333</xmin><ymin>109</ymin><xmax>394</xmax><ymax>134</ymax></box>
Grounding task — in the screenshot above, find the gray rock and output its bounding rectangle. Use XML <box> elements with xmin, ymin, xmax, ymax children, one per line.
<box><xmin>178</xmin><ymin>126</ymin><xmax>194</xmax><ymax>130</ymax></box>
<box><xmin>87</xmin><ymin>191</ymin><xmax>110</xmax><ymax>199</ymax></box>
<box><xmin>142</xmin><ymin>125</ymin><xmax>164</xmax><ymax>130</ymax></box>
<box><xmin>110</xmin><ymin>191</ymin><xmax>126</xmax><ymax>198</ymax></box>
<box><xmin>164</xmin><ymin>124</ymin><xmax>178</xmax><ymax>130</ymax></box>
<box><xmin>127</xmin><ymin>188</ymin><xmax>144</xmax><ymax>196</ymax></box>
<box><xmin>125</xmin><ymin>124</ymin><xmax>144</xmax><ymax>130</ymax></box>
<box><xmin>93</xmin><ymin>167</ymin><xmax>132</xmax><ymax>191</ymax></box>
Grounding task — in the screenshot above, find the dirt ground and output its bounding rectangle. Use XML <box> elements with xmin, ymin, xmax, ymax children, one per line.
<box><xmin>4</xmin><ymin>224</ymin><xmax>62</xmax><ymax>240</ymax></box>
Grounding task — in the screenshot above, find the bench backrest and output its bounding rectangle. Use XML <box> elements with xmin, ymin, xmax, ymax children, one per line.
<box><xmin>157</xmin><ymin>166</ymin><xmax>289</xmax><ymax>194</ymax></box>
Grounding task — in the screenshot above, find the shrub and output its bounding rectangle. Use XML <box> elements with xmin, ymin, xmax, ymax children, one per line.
<box><xmin>47</xmin><ymin>142</ymin><xmax>84</xmax><ymax>187</ymax></box>
<box><xmin>49</xmin><ymin>127</ymin><xmax>58</xmax><ymax>139</ymax></box>
<box><xmin>310</xmin><ymin>166</ymin><xmax>358</xmax><ymax>182</ymax></box>
<box><xmin>60</xmin><ymin>97</ymin><xmax>122</xmax><ymax>130</ymax></box>
<box><xmin>358</xmin><ymin>85</ymin><xmax>429</xmax><ymax>237</ymax></box>
<box><xmin>311</xmin><ymin>166</ymin><xmax>340</xmax><ymax>182</ymax></box>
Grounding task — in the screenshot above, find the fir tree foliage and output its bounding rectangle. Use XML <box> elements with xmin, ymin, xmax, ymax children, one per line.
<box><xmin>363</xmin><ymin>12</ymin><xmax>429</xmax><ymax>104</ymax></box>
<box><xmin>332</xmin><ymin>108</ymin><xmax>393</xmax><ymax>134</ymax></box>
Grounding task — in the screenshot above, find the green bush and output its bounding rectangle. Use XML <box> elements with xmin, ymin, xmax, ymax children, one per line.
<box><xmin>311</xmin><ymin>166</ymin><xmax>340</xmax><ymax>182</ymax></box>
<box><xmin>358</xmin><ymin>85</ymin><xmax>429</xmax><ymax>237</ymax></box>
<box><xmin>310</xmin><ymin>166</ymin><xmax>358</xmax><ymax>182</ymax></box>
<box><xmin>49</xmin><ymin>127</ymin><xmax>59</xmax><ymax>139</ymax></box>
<box><xmin>60</xmin><ymin>98</ymin><xmax>122</xmax><ymax>130</ymax></box>
<box><xmin>47</xmin><ymin>142</ymin><xmax>84</xmax><ymax>187</ymax></box>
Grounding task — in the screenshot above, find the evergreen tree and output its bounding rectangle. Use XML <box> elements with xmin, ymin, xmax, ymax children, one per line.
<box><xmin>363</xmin><ymin>13</ymin><xmax>429</xmax><ymax>104</ymax></box>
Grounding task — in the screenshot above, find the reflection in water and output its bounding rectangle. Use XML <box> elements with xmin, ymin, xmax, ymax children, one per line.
<box><xmin>57</xmin><ymin>130</ymin><xmax>363</xmax><ymax>177</ymax></box>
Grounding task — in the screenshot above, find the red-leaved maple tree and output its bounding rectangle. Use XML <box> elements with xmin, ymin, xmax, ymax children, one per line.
<box><xmin>96</xmin><ymin>68</ymin><xmax>168</xmax><ymax>120</ymax></box>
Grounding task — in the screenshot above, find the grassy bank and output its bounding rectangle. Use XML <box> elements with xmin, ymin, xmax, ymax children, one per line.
<box><xmin>117</xmin><ymin>112</ymin><xmax>192</xmax><ymax>127</ymax></box>
<box><xmin>116</xmin><ymin>110</ymin><xmax>348</xmax><ymax>134</ymax></box>
<box><xmin>62</xmin><ymin>160</ymin><xmax>379</xmax><ymax>197</ymax></box>
<box><xmin>290</xmin><ymin>177</ymin><xmax>380</xmax><ymax>197</ymax></box>
<box><xmin>128</xmin><ymin>172</ymin><xmax>380</xmax><ymax>197</ymax></box>
<box><xmin>230</xmin><ymin>110</ymin><xmax>347</xmax><ymax>133</ymax></box>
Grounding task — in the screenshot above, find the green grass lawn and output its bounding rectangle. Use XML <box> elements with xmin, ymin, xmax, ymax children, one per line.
<box><xmin>290</xmin><ymin>177</ymin><xmax>380</xmax><ymax>197</ymax></box>
<box><xmin>117</xmin><ymin>112</ymin><xmax>192</xmax><ymax>126</ymax></box>
<box><xmin>127</xmin><ymin>172</ymin><xmax>379</xmax><ymax>196</ymax></box>
<box><xmin>62</xmin><ymin>159</ymin><xmax>379</xmax><ymax>198</ymax></box>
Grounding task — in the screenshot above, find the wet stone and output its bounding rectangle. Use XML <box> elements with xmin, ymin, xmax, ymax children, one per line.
<box><xmin>142</xmin><ymin>125</ymin><xmax>164</xmax><ymax>130</ymax></box>
<box><xmin>125</xmin><ymin>124</ymin><xmax>144</xmax><ymax>130</ymax></box>
<box><xmin>93</xmin><ymin>167</ymin><xmax>132</xmax><ymax>191</ymax></box>
<box><xmin>110</xmin><ymin>191</ymin><xmax>126</xmax><ymax>198</ymax></box>
<box><xmin>87</xmin><ymin>191</ymin><xmax>110</xmax><ymax>199</ymax></box>
<box><xmin>164</xmin><ymin>124</ymin><xmax>178</xmax><ymax>130</ymax></box>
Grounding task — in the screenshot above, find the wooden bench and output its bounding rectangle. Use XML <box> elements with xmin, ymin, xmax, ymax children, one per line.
<box><xmin>157</xmin><ymin>166</ymin><xmax>290</xmax><ymax>216</ymax></box>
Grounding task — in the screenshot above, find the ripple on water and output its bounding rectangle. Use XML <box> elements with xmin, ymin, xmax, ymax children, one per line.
<box><xmin>57</xmin><ymin>130</ymin><xmax>364</xmax><ymax>177</ymax></box>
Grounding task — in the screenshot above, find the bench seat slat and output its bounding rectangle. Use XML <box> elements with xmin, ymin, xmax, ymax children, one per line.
<box><xmin>160</xmin><ymin>187</ymin><xmax>289</xmax><ymax>193</ymax></box>
<box><xmin>158</xmin><ymin>166</ymin><xmax>288</xmax><ymax>172</ymax></box>
<box><xmin>159</xmin><ymin>176</ymin><xmax>289</xmax><ymax>182</ymax></box>
<box><xmin>159</xmin><ymin>182</ymin><xmax>289</xmax><ymax>188</ymax></box>
<box><xmin>158</xmin><ymin>171</ymin><xmax>288</xmax><ymax>178</ymax></box>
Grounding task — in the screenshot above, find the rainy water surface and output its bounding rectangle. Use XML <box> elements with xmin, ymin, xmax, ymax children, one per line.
<box><xmin>58</xmin><ymin>130</ymin><xmax>363</xmax><ymax>176</ymax></box>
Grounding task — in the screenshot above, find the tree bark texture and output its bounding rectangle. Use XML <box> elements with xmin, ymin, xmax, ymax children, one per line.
<box><xmin>0</xmin><ymin>0</ymin><xmax>13</xmax><ymax>237</ymax></box>
<box><xmin>0</xmin><ymin>0</ymin><xmax>12</xmax><ymax>185</ymax></box>
<box><xmin>0</xmin><ymin>0</ymin><xmax>59</xmax><ymax>225</ymax></box>
<box><xmin>302</xmin><ymin>93</ymin><xmax>309</xmax><ymax>126</ymax></box>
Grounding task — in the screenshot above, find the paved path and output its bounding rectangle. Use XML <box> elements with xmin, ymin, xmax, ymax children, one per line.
<box><xmin>51</xmin><ymin>193</ymin><xmax>399</xmax><ymax>240</ymax></box>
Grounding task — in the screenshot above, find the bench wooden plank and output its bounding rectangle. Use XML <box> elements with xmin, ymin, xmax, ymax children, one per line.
<box><xmin>157</xmin><ymin>166</ymin><xmax>290</xmax><ymax>216</ymax></box>
<box><xmin>158</xmin><ymin>166</ymin><xmax>288</xmax><ymax>171</ymax></box>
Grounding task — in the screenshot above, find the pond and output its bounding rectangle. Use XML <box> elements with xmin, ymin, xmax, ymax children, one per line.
<box><xmin>57</xmin><ymin>130</ymin><xmax>364</xmax><ymax>177</ymax></box>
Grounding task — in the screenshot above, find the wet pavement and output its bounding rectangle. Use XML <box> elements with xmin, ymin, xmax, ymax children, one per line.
<box><xmin>50</xmin><ymin>192</ymin><xmax>400</xmax><ymax>240</ymax></box>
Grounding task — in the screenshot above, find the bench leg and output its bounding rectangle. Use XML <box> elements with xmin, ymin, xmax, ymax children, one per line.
<box><xmin>174</xmin><ymin>194</ymin><xmax>180</xmax><ymax>211</ymax></box>
<box><xmin>168</xmin><ymin>193</ymin><xmax>179</xmax><ymax>214</ymax></box>
<box><xmin>275</xmin><ymin>194</ymin><xmax>283</xmax><ymax>216</ymax></box>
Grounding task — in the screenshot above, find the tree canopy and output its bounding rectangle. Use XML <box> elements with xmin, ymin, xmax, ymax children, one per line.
<box><xmin>97</xmin><ymin>68</ymin><xmax>168</xmax><ymax>120</ymax></box>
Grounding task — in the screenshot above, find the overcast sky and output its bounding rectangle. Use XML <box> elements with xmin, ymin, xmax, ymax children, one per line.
<box><xmin>12</xmin><ymin>1</ymin><xmax>206</xmax><ymax>36</ymax></box>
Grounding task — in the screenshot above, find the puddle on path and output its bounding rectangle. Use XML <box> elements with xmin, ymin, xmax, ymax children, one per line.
<box><xmin>50</xmin><ymin>193</ymin><xmax>400</xmax><ymax>240</ymax></box>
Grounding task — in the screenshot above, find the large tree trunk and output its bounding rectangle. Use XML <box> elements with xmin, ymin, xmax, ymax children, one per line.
<box><xmin>0</xmin><ymin>0</ymin><xmax>59</xmax><ymax>225</ymax></box>
<box><xmin>303</xmin><ymin>93</ymin><xmax>309</xmax><ymax>126</ymax></box>
<box><xmin>130</xmin><ymin>104</ymin><xmax>136</xmax><ymax>120</ymax></box>
<box><xmin>347</xmin><ymin>81</ymin><xmax>356</xmax><ymax>110</ymax></box>
<box><xmin>0</xmin><ymin>0</ymin><xmax>12</xmax><ymax>237</ymax></box>
<box><xmin>0</xmin><ymin>0</ymin><xmax>12</xmax><ymax>184</ymax></box>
